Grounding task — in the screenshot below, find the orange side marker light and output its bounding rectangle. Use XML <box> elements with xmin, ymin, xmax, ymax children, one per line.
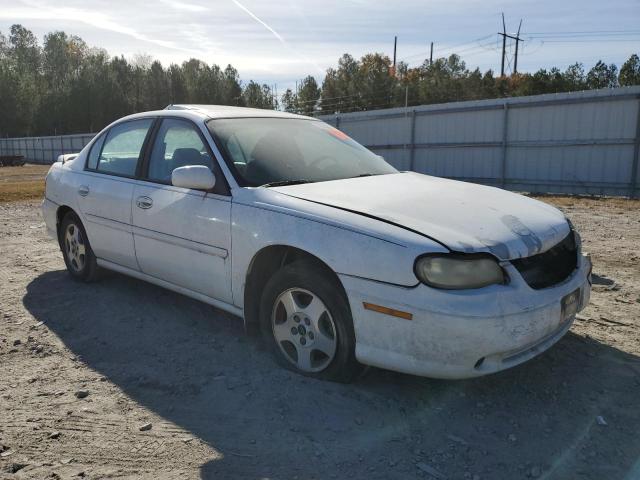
<box><xmin>363</xmin><ymin>302</ymin><xmax>413</xmax><ymax>320</ymax></box>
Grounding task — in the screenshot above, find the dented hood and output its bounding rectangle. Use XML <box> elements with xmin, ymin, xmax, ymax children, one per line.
<box><xmin>273</xmin><ymin>172</ymin><xmax>570</xmax><ymax>260</ymax></box>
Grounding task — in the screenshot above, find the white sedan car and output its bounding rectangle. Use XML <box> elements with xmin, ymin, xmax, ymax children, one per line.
<box><xmin>42</xmin><ymin>105</ymin><xmax>591</xmax><ymax>382</ymax></box>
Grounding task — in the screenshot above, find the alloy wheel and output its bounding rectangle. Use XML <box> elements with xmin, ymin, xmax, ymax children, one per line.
<box><xmin>64</xmin><ymin>223</ymin><xmax>86</xmax><ymax>272</ymax></box>
<box><xmin>271</xmin><ymin>288</ymin><xmax>338</xmax><ymax>372</ymax></box>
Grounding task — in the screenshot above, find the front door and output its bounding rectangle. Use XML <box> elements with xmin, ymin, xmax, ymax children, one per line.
<box><xmin>131</xmin><ymin>118</ymin><xmax>233</xmax><ymax>303</ymax></box>
<box><xmin>76</xmin><ymin>118</ymin><xmax>154</xmax><ymax>270</ymax></box>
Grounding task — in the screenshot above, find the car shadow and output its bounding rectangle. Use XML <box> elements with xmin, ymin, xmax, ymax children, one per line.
<box><xmin>591</xmin><ymin>273</ymin><xmax>615</xmax><ymax>286</ymax></box>
<box><xmin>23</xmin><ymin>270</ymin><xmax>640</xmax><ymax>480</ymax></box>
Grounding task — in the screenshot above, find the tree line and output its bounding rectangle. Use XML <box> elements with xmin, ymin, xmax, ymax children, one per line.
<box><xmin>284</xmin><ymin>52</ymin><xmax>640</xmax><ymax>116</ymax></box>
<box><xmin>0</xmin><ymin>25</ymin><xmax>274</xmax><ymax>137</ymax></box>
<box><xmin>1</xmin><ymin>24</ymin><xmax>639</xmax><ymax>137</ymax></box>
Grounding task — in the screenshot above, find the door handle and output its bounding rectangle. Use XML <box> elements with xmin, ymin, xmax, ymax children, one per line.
<box><xmin>78</xmin><ymin>185</ymin><xmax>89</xmax><ymax>197</ymax></box>
<box><xmin>136</xmin><ymin>196</ymin><xmax>153</xmax><ymax>209</ymax></box>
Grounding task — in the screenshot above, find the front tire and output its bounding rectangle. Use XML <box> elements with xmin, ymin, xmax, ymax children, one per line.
<box><xmin>59</xmin><ymin>212</ymin><xmax>99</xmax><ymax>282</ymax></box>
<box><xmin>259</xmin><ymin>260</ymin><xmax>362</xmax><ymax>382</ymax></box>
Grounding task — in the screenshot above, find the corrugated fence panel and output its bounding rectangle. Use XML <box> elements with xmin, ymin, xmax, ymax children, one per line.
<box><xmin>342</xmin><ymin>114</ymin><xmax>412</xmax><ymax>146</ymax></box>
<box><xmin>321</xmin><ymin>87</ymin><xmax>640</xmax><ymax>197</ymax></box>
<box><xmin>2</xmin><ymin>87</ymin><xmax>640</xmax><ymax>197</ymax></box>
<box><xmin>339</xmin><ymin>114</ymin><xmax>414</xmax><ymax>170</ymax></box>
<box><xmin>504</xmin><ymin>95</ymin><xmax>639</xmax><ymax>195</ymax></box>
<box><xmin>412</xmin><ymin>107</ymin><xmax>504</xmax><ymax>184</ymax></box>
<box><xmin>0</xmin><ymin>134</ymin><xmax>95</xmax><ymax>164</ymax></box>
<box><xmin>414</xmin><ymin>146</ymin><xmax>504</xmax><ymax>186</ymax></box>
<box><xmin>369</xmin><ymin>147</ymin><xmax>411</xmax><ymax>171</ymax></box>
<box><xmin>415</xmin><ymin>108</ymin><xmax>503</xmax><ymax>144</ymax></box>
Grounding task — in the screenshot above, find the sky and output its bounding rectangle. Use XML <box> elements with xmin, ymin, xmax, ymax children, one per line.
<box><xmin>0</xmin><ymin>0</ymin><xmax>639</xmax><ymax>92</ymax></box>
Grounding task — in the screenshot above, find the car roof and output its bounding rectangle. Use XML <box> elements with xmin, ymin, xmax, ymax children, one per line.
<box><xmin>115</xmin><ymin>104</ymin><xmax>315</xmax><ymax>125</ymax></box>
<box><xmin>103</xmin><ymin>105</ymin><xmax>318</xmax><ymax>136</ymax></box>
<box><xmin>166</xmin><ymin>104</ymin><xmax>312</xmax><ymax>120</ymax></box>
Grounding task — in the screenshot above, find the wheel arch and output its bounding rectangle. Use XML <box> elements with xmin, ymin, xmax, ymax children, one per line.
<box><xmin>243</xmin><ymin>245</ymin><xmax>349</xmax><ymax>333</ymax></box>
<box><xmin>55</xmin><ymin>205</ymin><xmax>78</xmax><ymax>244</ymax></box>
<box><xmin>56</xmin><ymin>204</ymin><xmax>75</xmax><ymax>227</ymax></box>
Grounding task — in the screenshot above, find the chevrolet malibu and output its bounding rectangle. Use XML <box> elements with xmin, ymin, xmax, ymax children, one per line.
<box><xmin>42</xmin><ymin>105</ymin><xmax>592</xmax><ymax>382</ymax></box>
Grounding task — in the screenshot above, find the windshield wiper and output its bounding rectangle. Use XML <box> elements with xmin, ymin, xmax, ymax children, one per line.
<box><xmin>261</xmin><ymin>179</ymin><xmax>312</xmax><ymax>188</ymax></box>
<box><xmin>350</xmin><ymin>173</ymin><xmax>382</xmax><ymax>178</ymax></box>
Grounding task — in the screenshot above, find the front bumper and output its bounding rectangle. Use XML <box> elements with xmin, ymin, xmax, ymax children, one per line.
<box><xmin>340</xmin><ymin>253</ymin><xmax>591</xmax><ymax>379</ymax></box>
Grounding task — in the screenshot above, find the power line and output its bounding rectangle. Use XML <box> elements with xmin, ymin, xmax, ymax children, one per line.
<box><xmin>274</xmin><ymin>28</ymin><xmax>638</xmax><ymax>92</ymax></box>
<box><xmin>525</xmin><ymin>29</ymin><xmax>640</xmax><ymax>36</ymax></box>
<box><xmin>530</xmin><ymin>38</ymin><xmax>640</xmax><ymax>43</ymax></box>
<box><xmin>398</xmin><ymin>34</ymin><xmax>493</xmax><ymax>63</ymax></box>
<box><xmin>403</xmin><ymin>40</ymin><xmax>498</xmax><ymax>69</ymax></box>
<box><xmin>291</xmin><ymin>91</ymin><xmax>402</xmax><ymax>114</ymax></box>
<box><xmin>280</xmin><ymin>23</ymin><xmax>636</xmax><ymax>114</ymax></box>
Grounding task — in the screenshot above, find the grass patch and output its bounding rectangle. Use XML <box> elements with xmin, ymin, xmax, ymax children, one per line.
<box><xmin>0</xmin><ymin>164</ymin><xmax>50</xmax><ymax>202</ymax></box>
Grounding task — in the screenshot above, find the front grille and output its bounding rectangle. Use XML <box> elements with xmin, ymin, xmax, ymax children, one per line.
<box><xmin>511</xmin><ymin>231</ymin><xmax>578</xmax><ymax>289</ymax></box>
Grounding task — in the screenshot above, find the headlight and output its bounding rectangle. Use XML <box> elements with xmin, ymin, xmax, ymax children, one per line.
<box><xmin>414</xmin><ymin>254</ymin><xmax>505</xmax><ymax>289</ymax></box>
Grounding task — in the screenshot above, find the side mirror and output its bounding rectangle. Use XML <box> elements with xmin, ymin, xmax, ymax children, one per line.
<box><xmin>171</xmin><ymin>165</ymin><xmax>216</xmax><ymax>190</ymax></box>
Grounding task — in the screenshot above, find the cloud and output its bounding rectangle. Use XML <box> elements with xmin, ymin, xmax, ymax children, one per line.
<box><xmin>230</xmin><ymin>0</ymin><xmax>324</xmax><ymax>74</ymax></box>
<box><xmin>0</xmin><ymin>2</ymin><xmax>191</xmax><ymax>53</ymax></box>
<box><xmin>157</xmin><ymin>0</ymin><xmax>208</xmax><ymax>13</ymax></box>
<box><xmin>1</xmin><ymin>0</ymin><xmax>637</xmax><ymax>92</ymax></box>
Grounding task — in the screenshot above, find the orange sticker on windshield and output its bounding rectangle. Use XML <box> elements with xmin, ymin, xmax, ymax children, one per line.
<box><xmin>327</xmin><ymin>128</ymin><xmax>350</xmax><ymax>141</ymax></box>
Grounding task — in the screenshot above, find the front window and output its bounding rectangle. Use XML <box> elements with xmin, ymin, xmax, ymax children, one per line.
<box><xmin>147</xmin><ymin>118</ymin><xmax>215</xmax><ymax>183</ymax></box>
<box><xmin>207</xmin><ymin>118</ymin><xmax>397</xmax><ymax>186</ymax></box>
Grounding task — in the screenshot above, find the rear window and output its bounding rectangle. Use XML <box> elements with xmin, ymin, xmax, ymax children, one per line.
<box><xmin>96</xmin><ymin>119</ymin><xmax>153</xmax><ymax>177</ymax></box>
<box><xmin>86</xmin><ymin>134</ymin><xmax>105</xmax><ymax>170</ymax></box>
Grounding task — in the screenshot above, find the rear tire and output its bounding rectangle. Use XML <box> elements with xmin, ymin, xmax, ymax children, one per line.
<box><xmin>59</xmin><ymin>212</ymin><xmax>99</xmax><ymax>282</ymax></box>
<box><xmin>259</xmin><ymin>260</ymin><xmax>362</xmax><ymax>383</ymax></box>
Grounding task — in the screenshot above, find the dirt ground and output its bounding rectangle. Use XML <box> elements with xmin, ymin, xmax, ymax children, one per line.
<box><xmin>1</xmin><ymin>192</ymin><xmax>639</xmax><ymax>480</ymax></box>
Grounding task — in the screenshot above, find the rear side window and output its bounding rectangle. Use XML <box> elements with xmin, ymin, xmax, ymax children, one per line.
<box><xmin>86</xmin><ymin>133</ymin><xmax>105</xmax><ymax>170</ymax></box>
<box><xmin>97</xmin><ymin>119</ymin><xmax>153</xmax><ymax>177</ymax></box>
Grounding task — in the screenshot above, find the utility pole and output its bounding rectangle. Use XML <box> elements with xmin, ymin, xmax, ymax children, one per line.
<box><xmin>498</xmin><ymin>13</ymin><xmax>524</xmax><ymax>76</ymax></box>
<box><xmin>393</xmin><ymin>36</ymin><xmax>397</xmax><ymax>69</ymax></box>
<box><xmin>429</xmin><ymin>42</ymin><xmax>434</xmax><ymax>65</ymax></box>
<box><xmin>499</xmin><ymin>13</ymin><xmax>506</xmax><ymax>77</ymax></box>
<box><xmin>389</xmin><ymin>36</ymin><xmax>398</xmax><ymax>107</ymax></box>
<box><xmin>513</xmin><ymin>19</ymin><xmax>523</xmax><ymax>74</ymax></box>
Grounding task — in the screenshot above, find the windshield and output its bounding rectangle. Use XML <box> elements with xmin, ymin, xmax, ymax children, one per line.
<box><xmin>207</xmin><ymin>118</ymin><xmax>397</xmax><ymax>186</ymax></box>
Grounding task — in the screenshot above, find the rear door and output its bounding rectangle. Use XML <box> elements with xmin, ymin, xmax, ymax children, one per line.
<box><xmin>131</xmin><ymin>118</ymin><xmax>233</xmax><ymax>303</ymax></box>
<box><xmin>77</xmin><ymin>118</ymin><xmax>154</xmax><ymax>270</ymax></box>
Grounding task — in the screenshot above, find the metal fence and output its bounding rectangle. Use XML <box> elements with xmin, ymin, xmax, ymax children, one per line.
<box><xmin>2</xmin><ymin>86</ymin><xmax>639</xmax><ymax>197</ymax></box>
<box><xmin>0</xmin><ymin>133</ymin><xmax>95</xmax><ymax>166</ymax></box>
<box><xmin>320</xmin><ymin>86</ymin><xmax>640</xmax><ymax>197</ymax></box>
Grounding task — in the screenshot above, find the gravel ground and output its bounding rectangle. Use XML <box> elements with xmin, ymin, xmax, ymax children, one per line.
<box><xmin>1</xmin><ymin>197</ymin><xmax>639</xmax><ymax>480</ymax></box>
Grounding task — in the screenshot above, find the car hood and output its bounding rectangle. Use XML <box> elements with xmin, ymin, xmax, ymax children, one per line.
<box><xmin>272</xmin><ymin>172</ymin><xmax>570</xmax><ymax>260</ymax></box>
